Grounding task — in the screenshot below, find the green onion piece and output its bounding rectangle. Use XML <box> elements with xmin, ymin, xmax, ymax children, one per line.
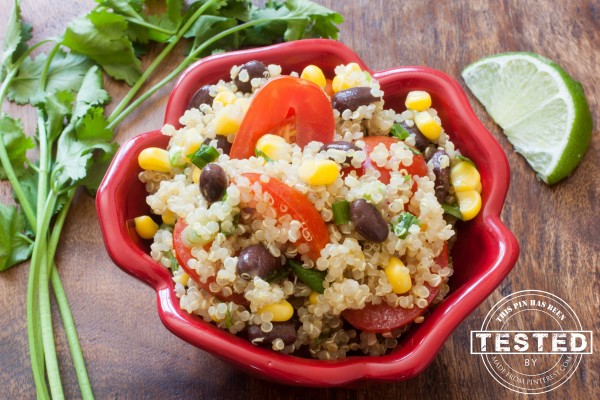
<box><xmin>332</xmin><ymin>200</ymin><xmax>350</xmax><ymax>225</ymax></box>
<box><xmin>288</xmin><ymin>259</ymin><xmax>326</xmax><ymax>293</ymax></box>
<box><xmin>393</xmin><ymin>211</ymin><xmax>420</xmax><ymax>239</ymax></box>
<box><xmin>403</xmin><ymin>174</ymin><xmax>413</xmax><ymax>183</ymax></box>
<box><xmin>255</xmin><ymin>148</ymin><xmax>273</xmax><ymax>162</ymax></box>
<box><xmin>442</xmin><ymin>203</ymin><xmax>464</xmax><ymax>220</ymax></box>
<box><xmin>405</xmin><ymin>143</ymin><xmax>421</xmax><ymax>155</ymax></box>
<box><xmin>390</xmin><ymin>123</ymin><xmax>410</xmax><ymax>140</ymax></box>
<box><xmin>168</xmin><ymin>252</ymin><xmax>179</xmax><ymax>274</ymax></box>
<box><xmin>456</xmin><ymin>154</ymin><xmax>476</xmax><ymax>166</ymax></box>
<box><xmin>225</xmin><ymin>306</ymin><xmax>232</xmax><ymax>329</ymax></box>
<box><xmin>221</xmin><ymin>213</ymin><xmax>240</xmax><ymax>236</ymax></box>
<box><xmin>187</xmin><ymin>144</ymin><xmax>219</xmax><ymax>169</ymax></box>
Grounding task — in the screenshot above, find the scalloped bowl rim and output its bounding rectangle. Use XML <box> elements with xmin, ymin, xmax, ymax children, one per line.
<box><xmin>96</xmin><ymin>39</ymin><xmax>519</xmax><ymax>387</ymax></box>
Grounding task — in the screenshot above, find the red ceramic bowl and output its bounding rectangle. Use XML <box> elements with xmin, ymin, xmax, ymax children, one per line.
<box><xmin>96</xmin><ymin>39</ymin><xmax>519</xmax><ymax>387</ymax></box>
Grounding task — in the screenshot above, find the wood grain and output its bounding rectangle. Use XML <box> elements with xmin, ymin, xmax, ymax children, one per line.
<box><xmin>1</xmin><ymin>0</ymin><xmax>598</xmax><ymax>399</ymax></box>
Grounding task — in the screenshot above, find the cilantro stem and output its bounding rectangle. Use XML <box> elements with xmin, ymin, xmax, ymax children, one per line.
<box><xmin>40</xmin><ymin>41</ymin><xmax>62</xmax><ymax>90</ymax></box>
<box><xmin>107</xmin><ymin>0</ymin><xmax>219</xmax><ymax>126</ymax></box>
<box><xmin>125</xmin><ymin>17</ymin><xmax>176</xmax><ymax>36</ymax></box>
<box><xmin>26</xmin><ymin>240</ymin><xmax>50</xmax><ymax>400</ymax></box>
<box><xmin>46</xmin><ymin>189</ymin><xmax>94</xmax><ymax>400</ymax></box>
<box><xmin>51</xmin><ymin>267</ymin><xmax>94</xmax><ymax>400</ymax></box>
<box><xmin>38</xmin><ymin>195</ymin><xmax>64</xmax><ymax>400</ymax></box>
<box><xmin>107</xmin><ymin>17</ymin><xmax>275</xmax><ymax>128</ymax></box>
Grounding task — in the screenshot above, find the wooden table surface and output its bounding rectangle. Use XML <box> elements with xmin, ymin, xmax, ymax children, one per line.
<box><xmin>1</xmin><ymin>0</ymin><xmax>598</xmax><ymax>399</ymax></box>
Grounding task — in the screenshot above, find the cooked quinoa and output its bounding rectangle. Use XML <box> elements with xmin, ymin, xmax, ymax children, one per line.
<box><xmin>137</xmin><ymin>61</ymin><xmax>480</xmax><ymax>360</ymax></box>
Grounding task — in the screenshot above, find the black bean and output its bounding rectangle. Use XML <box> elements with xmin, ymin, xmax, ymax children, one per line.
<box><xmin>236</xmin><ymin>244</ymin><xmax>281</xmax><ymax>280</ymax></box>
<box><xmin>430</xmin><ymin>150</ymin><xmax>450</xmax><ymax>203</ymax></box>
<box><xmin>234</xmin><ymin>60</ymin><xmax>268</xmax><ymax>93</ymax></box>
<box><xmin>332</xmin><ymin>87</ymin><xmax>381</xmax><ymax>113</ymax></box>
<box><xmin>399</xmin><ymin>121</ymin><xmax>430</xmax><ymax>152</ymax></box>
<box><xmin>349</xmin><ymin>199</ymin><xmax>389</xmax><ymax>243</ymax></box>
<box><xmin>199</xmin><ymin>163</ymin><xmax>228</xmax><ymax>203</ymax></box>
<box><xmin>203</xmin><ymin>136</ymin><xmax>232</xmax><ymax>155</ymax></box>
<box><xmin>247</xmin><ymin>321</ymin><xmax>297</xmax><ymax>347</ymax></box>
<box><xmin>187</xmin><ymin>85</ymin><xmax>212</xmax><ymax>110</ymax></box>
<box><xmin>319</xmin><ymin>141</ymin><xmax>360</xmax><ymax>165</ymax></box>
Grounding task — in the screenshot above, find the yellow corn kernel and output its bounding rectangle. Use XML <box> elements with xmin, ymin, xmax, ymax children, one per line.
<box><xmin>385</xmin><ymin>256</ymin><xmax>412</xmax><ymax>294</ymax></box>
<box><xmin>300</xmin><ymin>65</ymin><xmax>327</xmax><ymax>88</ymax></box>
<box><xmin>255</xmin><ymin>134</ymin><xmax>292</xmax><ymax>162</ymax></box>
<box><xmin>414</xmin><ymin>111</ymin><xmax>442</xmax><ymax>141</ymax></box>
<box><xmin>451</xmin><ymin>161</ymin><xmax>481</xmax><ymax>192</ymax></box>
<box><xmin>475</xmin><ymin>181</ymin><xmax>482</xmax><ymax>193</ymax></box>
<box><xmin>405</xmin><ymin>91</ymin><xmax>432</xmax><ymax>112</ymax></box>
<box><xmin>173</xmin><ymin>271</ymin><xmax>190</xmax><ymax>286</ymax></box>
<box><xmin>331</xmin><ymin>75</ymin><xmax>358</xmax><ymax>93</ymax></box>
<box><xmin>162</xmin><ymin>209</ymin><xmax>177</xmax><ymax>225</ymax></box>
<box><xmin>182</xmin><ymin>139</ymin><xmax>203</xmax><ymax>160</ymax></box>
<box><xmin>210</xmin><ymin>310</ymin><xmax>225</xmax><ymax>323</ymax></box>
<box><xmin>298</xmin><ymin>159</ymin><xmax>340</xmax><ymax>185</ymax></box>
<box><xmin>213</xmin><ymin>91</ymin><xmax>237</xmax><ymax>107</ymax></box>
<box><xmin>192</xmin><ymin>167</ymin><xmax>201</xmax><ymax>184</ymax></box>
<box><xmin>309</xmin><ymin>292</ymin><xmax>319</xmax><ymax>305</ymax></box>
<box><xmin>259</xmin><ymin>299</ymin><xmax>294</xmax><ymax>322</ymax></box>
<box><xmin>214</xmin><ymin>105</ymin><xmax>243</xmax><ymax>136</ymax></box>
<box><xmin>456</xmin><ymin>190</ymin><xmax>482</xmax><ymax>221</ymax></box>
<box><xmin>346</xmin><ymin>63</ymin><xmax>362</xmax><ymax>73</ymax></box>
<box><xmin>138</xmin><ymin>147</ymin><xmax>171</xmax><ymax>172</ymax></box>
<box><xmin>133</xmin><ymin>215</ymin><xmax>159</xmax><ymax>240</ymax></box>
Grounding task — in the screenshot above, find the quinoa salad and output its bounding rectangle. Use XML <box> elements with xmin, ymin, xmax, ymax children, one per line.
<box><xmin>133</xmin><ymin>60</ymin><xmax>483</xmax><ymax>359</ymax></box>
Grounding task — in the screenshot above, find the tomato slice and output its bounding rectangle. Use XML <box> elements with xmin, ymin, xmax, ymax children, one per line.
<box><xmin>230</xmin><ymin>76</ymin><xmax>335</xmax><ymax>159</ymax></box>
<box><xmin>345</xmin><ymin>136</ymin><xmax>428</xmax><ymax>184</ymax></box>
<box><xmin>173</xmin><ymin>220</ymin><xmax>247</xmax><ymax>305</ymax></box>
<box><xmin>342</xmin><ymin>242</ymin><xmax>449</xmax><ymax>333</ymax></box>
<box><xmin>241</xmin><ymin>173</ymin><xmax>328</xmax><ymax>260</ymax></box>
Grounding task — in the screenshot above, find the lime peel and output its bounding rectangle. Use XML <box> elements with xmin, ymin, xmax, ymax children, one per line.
<box><xmin>462</xmin><ymin>52</ymin><xmax>593</xmax><ymax>184</ymax></box>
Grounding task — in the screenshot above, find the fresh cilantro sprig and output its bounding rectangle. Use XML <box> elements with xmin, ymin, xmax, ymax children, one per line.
<box><xmin>0</xmin><ymin>1</ymin><xmax>343</xmax><ymax>398</ymax></box>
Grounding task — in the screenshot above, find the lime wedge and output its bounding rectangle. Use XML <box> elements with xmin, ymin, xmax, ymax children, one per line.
<box><xmin>462</xmin><ymin>52</ymin><xmax>593</xmax><ymax>184</ymax></box>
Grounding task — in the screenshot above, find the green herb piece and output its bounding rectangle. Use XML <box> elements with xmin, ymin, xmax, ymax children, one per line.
<box><xmin>255</xmin><ymin>148</ymin><xmax>273</xmax><ymax>162</ymax></box>
<box><xmin>390</xmin><ymin>123</ymin><xmax>409</xmax><ymax>140</ymax></box>
<box><xmin>0</xmin><ymin>0</ymin><xmax>30</xmax><ymax>80</ymax></box>
<box><xmin>221</xmin><ymin>213</ymin><xmax>240</xmax><ymax>236</ymax></box>
<box><xmin>0</xmin><ymin>115</ymin><xmax>35</xmax><ymax>179</ymax></box>
<box><xmin>402</xmin><ymin>174</ymin><xmax>413</xmax><ymax>183</ymax></box>
<box><xmin>332</xmin><ymin>200</ymin><xmax>350</xmax><ymax>225</ymax></box>
<box><xmin>405</xmin><ymin>144</ymin><xmax>421</xmax><ymax>155</ymax></box>
<box><xmin>63</xmin><ymin>9</ymin><xmax>142</xmax><ymax>85</ymax></box>
<box><xmin>0</xmin><ymin>203</ymin><xmax>33</xmax><ymax>271</ymax></box>
<box><xmin>266</xmin><ymin>264</ymin><xmax>290</xmax><ymax>283</ymax></box>
<box><xmin>168</xmin><ymin>252</ymin><xmax>180</xmax><ymax>274</ymax></box>
<box><xmin>288</xmin><ymin>259</ymin><xmax>326</xmax><ymax>293</ymax></box>
<box><xmin>224</xmin><ymin>305</ymin><xmax>232</xmax><ymax>329</ymax></box>
<box><xmin>7</xmin><ymin>50</ymin><xmax>94</xmax><ymax>104</ymax></box>
<box><xmin>188</xmin><ymin>144</ymin><xmax>219</xmax><ymax>169</ymax></box>
<box><xmin>456</xmin><ymin>154</ymin><xmax>476</xmax><ymax>166</ymax></box>
<box><xmin>442</xmin><ymin>203</ymin><xmax>464</xmax><ymax>220</ymax></box>
<box><xmin>393</xmin><ymin>211</ymin><xmax>420</xmax><ymax>239</ymax></box>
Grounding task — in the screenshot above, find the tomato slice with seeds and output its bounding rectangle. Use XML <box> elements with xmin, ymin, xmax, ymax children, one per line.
<box><xmin>173</xmin><ymin>220</ymin><xmax>247</xmax><ymax>305</ymax></box>
<box><xmin>342</xmin><ymin>242</ymin><xmax>449</xmax><ymax>333</ymax></box>
<box><xmin>230</xmin><ymin>76</ymin><xmax>335</xmax><ymax>159</ymax></box>
<box><xmin>241</xmin><ymin>173</ymin><xmax>328</xmax><ymax>260</ymax></box>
